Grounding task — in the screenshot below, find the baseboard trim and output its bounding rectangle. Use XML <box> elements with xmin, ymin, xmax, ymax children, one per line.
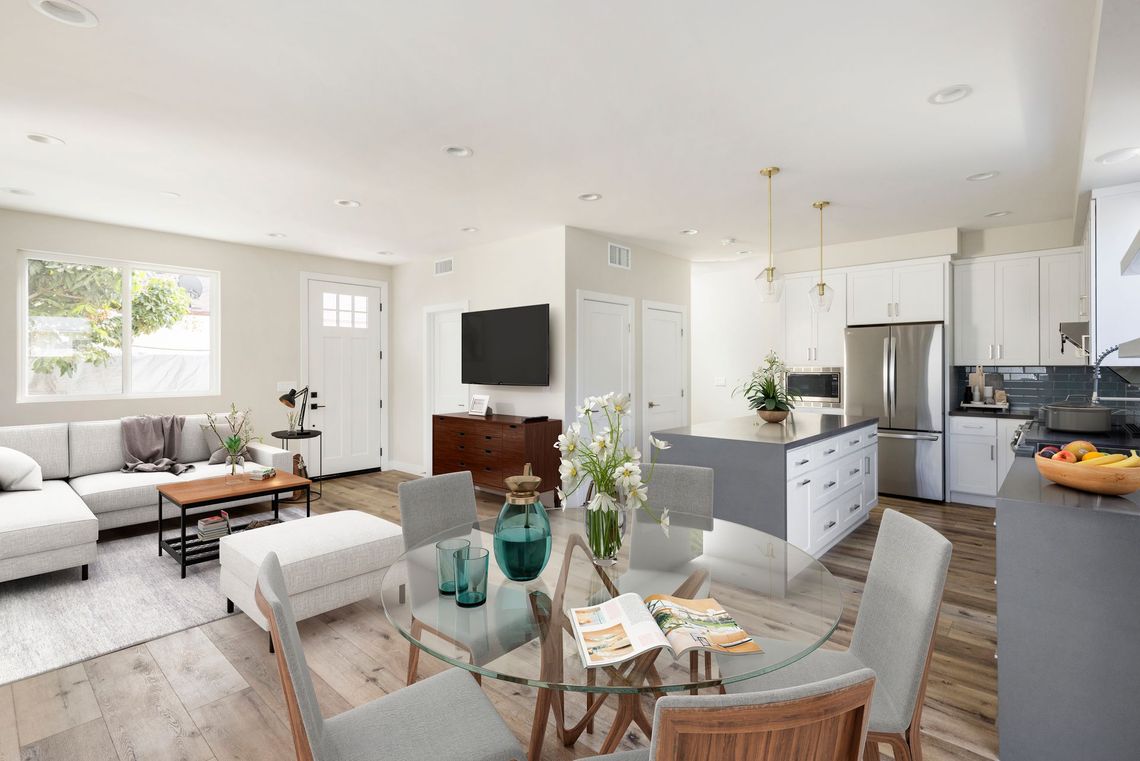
<box><xmin>319</xmin><ymin>467</ymin><xmax>382</xmax><ymax>481</ymax></box>
<box><xmin>385</xmin><ymin>460</ymin><xmax>427</xmax><ymax>476</ymax></box>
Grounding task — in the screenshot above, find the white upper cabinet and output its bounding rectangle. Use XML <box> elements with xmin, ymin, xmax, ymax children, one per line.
<box><xmin>847</xmin><ymin>262</ymin><xmax>945</xmax><ymax>325</ymax></box>
<box><xmin>783</xmin><ymin>272</ymin><xmax>847</xmax><ymax>366</ymax></box>
<box><xmin>952</xmin><ymin>257</ymin><xmax>1039</xmax><ymax>365</ymax></box>
<box><xmin>1039</xmin><ymin>249</ymin><xmax>1087</xmax><ymax>365</ymax></box>
<box><xmin>1091</xmin><ymin>185</ymin><xmax>1140</xmax><ymax>366</ymax></box>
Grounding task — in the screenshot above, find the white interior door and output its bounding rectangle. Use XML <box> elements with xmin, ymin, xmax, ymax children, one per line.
<box><xmin>307</xmin><ymin>280</ymin><xmax>383</xmax><ymax>475</ymax></box>
<box><xmin>577</xmin><ymin>292</ymin><xmax>633</xmax><ymax>447</ymax></box>
<box><xmin>643</xmin><ymin>304</ymin><xmax>686</xmax><ymax>454</ymax></box>
<box><xmin>425</xmin><ymin>305</ymin><xmax>468</xmax><ymax>473</ymax></box>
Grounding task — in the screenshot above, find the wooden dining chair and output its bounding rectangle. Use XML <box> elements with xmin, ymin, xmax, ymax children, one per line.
<box><xmin>397</xmin><ymin>471</ymin><xmax>480</xmax><ymax>684</ymax></box>
<box><xmin>718</xmin><ymin>509</ymin><xmax>953</xmax><ymax>761</ymax></box>
<box><xmin>583</xmin><ymin>668</ymin><xmax>876</xmax><ymax>761</ymax></box>
<box><xmin>255</xmin><ymin>551</ymin><xmax>524</xmax><ymax>761</ymax></box>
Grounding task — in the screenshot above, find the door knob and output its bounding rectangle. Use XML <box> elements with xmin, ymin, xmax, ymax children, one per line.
<box><xmin>647</xmin><ymin>401</ymin><xmax>659</xmax><ymax>408</ymax></box>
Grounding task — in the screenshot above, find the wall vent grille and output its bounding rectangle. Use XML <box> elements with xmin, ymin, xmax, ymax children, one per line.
<box><xmin>608</xmin><ymin>243</ymin><xmax>632</xmax><ymax>269</ymax></box>
<box><xmin>434</xmin><ymin>258</ymin><xmax>454</xmax><ymax>276</ymax></box>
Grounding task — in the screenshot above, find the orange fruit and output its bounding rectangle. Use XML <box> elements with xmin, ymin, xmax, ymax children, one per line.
<box><xmin>1081</xmin><ymin>451</ymin><xmax>1107</xmax><ymax>462</ymax></box>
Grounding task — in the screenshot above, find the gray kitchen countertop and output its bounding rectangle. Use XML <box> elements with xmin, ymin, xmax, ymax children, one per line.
<box><xmin>654</xmin><ymin>413</ymin><xmax>878</xmax><ymax>450</ymax></box>
<box><xmin>998</xmin><ymin>457</ymin><xmax>1140</xmax><ymax>517</ymax></box>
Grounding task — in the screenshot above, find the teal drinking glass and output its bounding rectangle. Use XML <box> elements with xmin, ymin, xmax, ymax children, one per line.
<box><xmin>436</xmin><ymin>538</ymin><xmax>470</xmax><ymax>595</ymax></box>
<box><xmin>454</xmin><ymin>547</ymin><xmax>490</xmax><ymax>608</ymax></box>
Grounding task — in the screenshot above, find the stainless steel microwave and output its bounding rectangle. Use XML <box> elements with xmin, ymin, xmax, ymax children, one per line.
<box><xmin>785</xmin><ymin>367</ymin><xmax>842</xmax><ymax>407</ymax></box>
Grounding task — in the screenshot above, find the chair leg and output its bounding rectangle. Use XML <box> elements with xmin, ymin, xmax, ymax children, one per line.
<box><xmin>80</xmin><ymin>564</ymin><xmax>88</xmax><ymax>581</ymax></box>
<box><xmin>268</xmin><ymin>631</ymin><xmax>275</xmax><ymax>655</ymax></box>
<box><xmin>406</xmin><ymin>619</ymin><xmax>424</xmax><ymax>685</ymax></box>
<box><xmin>226</xmin><ymin>598</ymin><xmax>234</xmax><ymax>614</ymax></box>
<box><xmin>906</xmin><ymin>725</ymin><xmax>923</xmax><ymax>761</ymax></box>
<box><xmin>864</xmin><ymin>740</ymin><xmax>882</xmax><ymax>761</ymax></box>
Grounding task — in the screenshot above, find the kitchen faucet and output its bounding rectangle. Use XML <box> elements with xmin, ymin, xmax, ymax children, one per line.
<box><xmin>1091</xmin><ymin>344</ymin><xmax>1119</xmax><ymax>405</ymax></box>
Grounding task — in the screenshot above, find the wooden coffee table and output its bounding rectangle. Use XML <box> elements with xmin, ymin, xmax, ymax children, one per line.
<box><xmin>157</xmin><ymin>472</ymin><xmax>312</xmax><ymax>578</ymax></box>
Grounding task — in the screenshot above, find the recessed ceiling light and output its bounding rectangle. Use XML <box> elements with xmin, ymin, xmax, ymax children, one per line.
<box><xmin>966</xmin><ymin>171</ymin><xmax>1000</xmax><ymax>181</ymax></box>
<box><xmin>158</xmin><ymin>191</ymin><xmax>181</xmax><ymax>199</ymax></box>
<box><xmin>28</xmin><ymin>0</ymin><xmax>98</xmax><ymax>28</ymax></box>
<box><xmin>267</xmin><ymin>232</ymin><xmax>287</xmax><ymax>238</ymax></box>
<box><xmin>460</xmin><ymin>227</ymin><xmax>479</xmax><ymax>233</ymax></box>
<box><xmin>927</xmin><ymin>84</ymin><xmax>973</xmax><ymax>105</ymax></box>
<box><xmin>680</xmin><ymin>229</ymin><xmax>699</xmax><ymax>236</ymax></box>
<box><xmin>721</xmin><ymin>237</ymin><xmax>737</xmax><ymax>246</ymax></box>
<box><xmin>443</xmin><ymin>145</ymin><xmax>474</xmax><ymax>158</ymax></box>
<box><xmin>377</xmin><ymin>251</ymin><xmax>395</xmax><ymax>256</ymax></box>
<box><xmin>736</xmin><ymin>250</ymin><xmax>752</xmax><ymax>256</ymax></box>
<box><xmin>984</xmin><ymin>210</ymin><xmax>1012</xmax><ymax>218</ymax></box>
<box><xmin>333</xmin><ymin>199</ymin><xmax>361</xmax><ymax>208</ymax></box>
<box><xmin>578</xmin><ymin>193</ymin><xmax>602</xmax><ymax>202</ymax></box>
<box><xmin>26</xmin><ymin>132</ymin><xmax>65</xmax><ymax>146</ymax></box>
<box><xmin>2</xmin><ymin>187</ymin><xmax>35</xmax><ymax>196</ymax></box>
<box><xmin>1094</xmin><ymin>147</ymin><xmax>1140</xmax><ymax>165</ymax></box>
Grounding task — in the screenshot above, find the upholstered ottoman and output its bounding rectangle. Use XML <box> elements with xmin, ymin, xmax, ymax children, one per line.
<box><xmin>219</xmin><ymin>510</ymin><xmax>403</xmax><ymax>629</ymax></box>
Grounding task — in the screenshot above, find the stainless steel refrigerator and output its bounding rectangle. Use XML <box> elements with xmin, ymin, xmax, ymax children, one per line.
<box><xmin>844</xmin><ymin>323</ymin><xmax>944</xmax><ymax>500</ymax></box>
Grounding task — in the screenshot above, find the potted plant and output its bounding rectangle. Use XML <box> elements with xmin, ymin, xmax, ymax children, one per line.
<box><xmin>206</xmin><ymin>404</ymin><xmax>257</xmax><ymax>481</ymax></box>
<box><xmin>735</xmin><ymin>351</ymin><xmax>800</xmax><ymax>423</ymax></box>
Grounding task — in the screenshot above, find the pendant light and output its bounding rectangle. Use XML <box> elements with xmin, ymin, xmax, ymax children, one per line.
<box><xmin>807</xmin><ymin>200</ymin><xmax>834</xmax><ymax>313</ymax></box>
<box><xmin>754</xmin><ymin>167</ymin><xmax>784</xmax><ymax>302</ymax></box>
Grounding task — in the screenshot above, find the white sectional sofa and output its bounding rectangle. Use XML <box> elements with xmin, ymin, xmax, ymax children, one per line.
<box><xmin>0</xmin><ymin>415</ymin><xmax>293</xmax><ymax>584</ymax></box>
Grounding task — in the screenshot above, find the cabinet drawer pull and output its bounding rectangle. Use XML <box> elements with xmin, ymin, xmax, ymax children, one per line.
<box><xmin>457</xmin><ymin>432</ymin><xmax>466</xmax><ymax>437</ymax></box>
<box><xmin>849</xmin><ymin>467</ymin><xmax>861</xmax><ymax>476</ymax></box>
<box><xmin>824</xmin><ymin>481</ymin><xmax>837</xmax><ymax>489</ymax></box>
<box><xmin>867</xmin><ymin>432</ymin><xmax>877</xmax><ymax>438</ymax></box>
<box><xmin>795</xmin><ymin>459</ymin><xmax>810</xmax><ymax>466</ymax></box>
<box><xmin>799</xmin><ymin>479</ymin><xmax>811</xmax><ymax>486</ymax></box>
<box><xmin>485</xmin><ymin>435</ymin><xmax>493</xmax><ymax>440</ymax></box>
<box><xmin>849</xmin><ymin>503</ymin><xmax>861</xmax><ymax>513</ymax></box>
<box><xmin>849</xmin><ymin>439</ymin><xmax>860</xmax><ymax>445</ymax></box>
<box><xmin>484</xmin><ymin>449</ymin><xmax>493</xmax><ymax>455</ymax></box>
<box><xmin>824</xmin><ymin>448</ymin><xmax>837</xmax><ymax>455</ymax></box>
<box><xmin>825</xmin><ymin>520</ymin><xmax>837</xmax><ymax>530</ymax></box>
<box><xmin>457</xmin><ymin>445</ymin><xmax>465</xmax><ymax>450</ymax></box>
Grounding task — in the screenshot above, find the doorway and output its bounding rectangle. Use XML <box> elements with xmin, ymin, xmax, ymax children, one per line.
<box><xmin>642</xmin><ymin>301</ymin><xmax>688</xmax><ymax>454</ymax></box>
<box><xmin>424</xmin><ymin>302</ymin><xmax>469</xmax><ymax>473</ymax></box>
<box><xmin>576</xmin><ymin>290</ymin><xmax>635</xmax><ymax>447</ymax></box>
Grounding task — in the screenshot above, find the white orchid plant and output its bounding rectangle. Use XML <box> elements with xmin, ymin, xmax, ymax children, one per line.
<box><xmin>555</xmin><ymin>393</ymin><xmax>672</xmax><ymax>558</ymax></box>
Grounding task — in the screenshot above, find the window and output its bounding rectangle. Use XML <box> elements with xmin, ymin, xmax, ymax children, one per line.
<box><xmin>20</xmin><ymin>252</ymin><xmax>220</xmax><ymax>401</ymax></box>
<box><xmin>322</xmin><ymin>291</ymin><xmax>368</xmax><ymax>329</ymax></box>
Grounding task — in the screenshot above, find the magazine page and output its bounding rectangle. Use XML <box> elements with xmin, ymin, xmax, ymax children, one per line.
<box><xmin>569</xmin><ymin>593</ymin><xmax>669</xmax><ymax>668</ymax></box>
<box><xmin>644</xmin><ymin>594</ymin><xmax>763</xmax><ymax>657</ymax></box>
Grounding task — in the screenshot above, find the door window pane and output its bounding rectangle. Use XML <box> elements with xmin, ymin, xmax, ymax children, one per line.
<box><xmin>130</xmin><ymin>270</ymin><xmax>211</xmax><ymax>393</ymax></box>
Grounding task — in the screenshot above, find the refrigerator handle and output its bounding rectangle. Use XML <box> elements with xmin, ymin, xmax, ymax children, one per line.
<box><xmin>882</xmin><ymin>336</ymin><xmax>891</xmax><ymax>416</ymax></box>
<box><xmin>888</xmin><ymin>335</ymin><xmax>898</xmax><ymax>419</ymax></box>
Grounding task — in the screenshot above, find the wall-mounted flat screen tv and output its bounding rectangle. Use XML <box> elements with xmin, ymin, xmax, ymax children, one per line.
<box><xmin>461</xmin><ymin>304</ymin><xmax>550</xmax><ymax>386</ymax></box>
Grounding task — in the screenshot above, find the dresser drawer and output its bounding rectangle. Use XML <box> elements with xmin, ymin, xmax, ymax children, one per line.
<box><xmin>436</xmin><ymin>416</ymin><xmax>504</xmax><ymax>442</ymax></box>
<box><xmin>949</xmin><ymin>417</ymin><xmax>997</xmax><ymax>436</ymax></box>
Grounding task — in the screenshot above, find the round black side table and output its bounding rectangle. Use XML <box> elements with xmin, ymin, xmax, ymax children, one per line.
<box><xmin>271</xmin><ymin>429</ymin><xmax>323</xmax><ymax>501</ymax></box>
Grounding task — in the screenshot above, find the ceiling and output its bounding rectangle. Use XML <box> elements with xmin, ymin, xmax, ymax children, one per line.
<box><xmin>0</xmin><ymin>0</ymin><xmax>1110</xmax><ymax>264</ymax></box>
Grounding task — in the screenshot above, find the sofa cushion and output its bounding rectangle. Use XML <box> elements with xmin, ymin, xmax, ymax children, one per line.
<box><xmin>69</xmin><ymin>461</ymin><xmax>250</xmax><ymax>514</ymax></box>
<box><xmin>68</xmin><ymin>420</ymin><xmax>125</xmax><ymax>478</ymax></box>
<box><xmin>0</xmin><ymin>481</ymin><xmax>98</xmax><ymax>558</ymax></box>
<box><xmin>220</xmin><ymin>511</ymin><xmax>402</xmax><ymax>596</ymax></box>
<box><xmin>0</xmin><ymin>424</ymin><xmax>69</xmax><ymax>481</ymax></box>
<box><xmin>0</xmin><ymin>447</ymin><xmax>43</xmax><ymax>491</ymax></box>
<box><xmin>179</xmin><ymin>414</ymin><xmax>214</xmax><ymax>463</ymax></box>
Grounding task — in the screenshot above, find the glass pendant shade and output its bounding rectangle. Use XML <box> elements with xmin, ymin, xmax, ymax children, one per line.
<box><xmin>807</xmin><ymin>281</ymin><xmax>834</xmax><ymax>313</ymax></box>
<box><xmin>755</xmin><ymin>267</ymin><xmax>784</xmax><ymax>302</ymax></box>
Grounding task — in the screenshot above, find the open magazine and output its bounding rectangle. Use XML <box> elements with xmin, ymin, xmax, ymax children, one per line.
<box><xmin>569</xmin><ymin>592</ymin><xmax>762</xmax><ymax>668</ymax></box>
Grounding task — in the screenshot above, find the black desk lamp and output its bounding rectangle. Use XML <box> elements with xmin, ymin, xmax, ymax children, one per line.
<box><xmin>278</xmin><ymin>387</ymin><xmax>309</xmax><ymax>431</ymax></box>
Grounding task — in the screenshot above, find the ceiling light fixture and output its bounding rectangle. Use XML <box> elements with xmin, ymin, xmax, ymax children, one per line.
<box><xmin>267</xmin><ymin>232</ymin><xmax>287</xmax><ymax>238</ymax></box>
<box><xmin>755</xmin><ymin>166</ymin><xmax>784</xmax><ymax>303</ymax></box>
<box><xmin>927</xmin><ymin>84</ymin><xmax>973</xmax><ymax>105</ymax></box>
<box><xmin>966</xmin><ymin>171</ymin><xmax>1000</xmax><ymax>181</ymax></box>
<box><xmin>26</xmin><ymin>132</ymin><xmax>65</xmax><ymax>146</ymax></box>
<box><xmin>28</xmin><ymin>0</ymin><xmax>98</xmax><ymax>27</ymax></box>
<box><xmin>1094</xmin><ymin>147</ymin><xmax>1140</xmax><ymax>165</ymax></box>
<box><xmin>807</xmin><ymin>201</ymin><xmax>834</xmax><ymax>314</ymax></box>
<box><xmin>461</xmin><ymin>227</ymin><xmax>479</xmax><ymax>233</ymax></box>
<box><xmin>377</xmin><ymin>251</ymin><xmax>395</xmax><ymax>256</ymax></box>
<box><xmin>2</xmin><ymin>188</ymin><xmax>35</xmax><ymax>196</ymax></box>
<box><xmin>578</xmin><ymin>193</ymin><xmax>602</xmax><ymax>202</ymax></box>
<box><xmin>984</xmin><ymin>210</ymin><xmax>1012</xmax><ymax>218</ymax></box>
<box><xmin>680</xmin><ymin>229</ymin><xmax>699</xmax><ymax>236</ymax></box>
<box><xmin>737</xmin><ymin>250</ymin><xmax>752</xmax><ymax>256</ymax></box>
<box><xmin>158</xmin><ymin>191</ymin><xmax>181</xmax><ymax>199</ymax></box>
<box><xmin>334</xmin><ymin>199</ymin><xmax>361</xmax><ymax>208</ymax></box>
<box><xmin>443</xmin><ymin>145</ymin><xmax>474</xmax><ymax>158</ymax></box>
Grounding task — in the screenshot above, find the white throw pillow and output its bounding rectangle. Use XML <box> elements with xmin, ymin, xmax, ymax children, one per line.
<box><xmin>0</xmin><ymin>447</ymin><xmax>44</xmax><ymax>491</ymax></box>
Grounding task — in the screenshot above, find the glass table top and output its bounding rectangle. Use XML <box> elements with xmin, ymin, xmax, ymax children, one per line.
<box><xmin>380</xmin><ymin>507</ymin><xmax>845</xmax><ymax>694</ymax></box>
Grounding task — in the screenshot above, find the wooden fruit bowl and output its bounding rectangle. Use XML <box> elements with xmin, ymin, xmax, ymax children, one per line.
<box><xmin>1034</xmin><ymin>454</ymin><xmax>1140</xmax><ymax>496</ymax></box>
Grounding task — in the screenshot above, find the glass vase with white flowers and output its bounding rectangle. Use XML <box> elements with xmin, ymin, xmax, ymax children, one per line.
<box><xmin>555</xmin><ymin>393</ymin><xmax>671</xmax><ymax>566</ymax></box>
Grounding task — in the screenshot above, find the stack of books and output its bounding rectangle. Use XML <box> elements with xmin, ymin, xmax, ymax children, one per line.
<box><xmin>197</xmin><ymin>510</ymin><xmax>231</xmax><ymax>541</ymax></box>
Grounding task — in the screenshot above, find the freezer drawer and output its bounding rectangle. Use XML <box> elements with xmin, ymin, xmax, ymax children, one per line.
<box><xmin>878</xmin><ymin>430</ymin><xmax>944</xmax><ymax>501</ymax></box>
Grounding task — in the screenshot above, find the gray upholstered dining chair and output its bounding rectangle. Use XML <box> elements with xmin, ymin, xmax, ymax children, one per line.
<box><xmin>582</xmin><ymin>668</ymin><xmax>876</xmax><ymax>761</ymax></box>
<box><xmin>644</xmin><ymin>463</ymin><xmax>714</xmax><ymax>517</ymax></box>
<box><xmin>255</xmin><ymin>552</ymin><xmax>525</xmax><ymax>761</ymax></box>
<box><xmin>717</xmin><ymin>508</ymin><xmax>952</xmax><ymax>761</ymax></box>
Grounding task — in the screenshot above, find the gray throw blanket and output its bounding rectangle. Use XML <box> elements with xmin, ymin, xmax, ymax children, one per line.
<box><xmin>120</xmin><ymin>415</ymin><xmax>194</xmax><ymax>475</ymax></box>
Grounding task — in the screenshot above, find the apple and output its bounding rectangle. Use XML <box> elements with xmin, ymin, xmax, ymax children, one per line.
<box><xmin>1052</xmin><ymin>450</ymin><xmax>1077</xmax><ymax>463</ymax></box>
<box><xmin>1039</xmin><ymin>446</ymin><xmax>1060</xmax><ymax>458</ymax></box>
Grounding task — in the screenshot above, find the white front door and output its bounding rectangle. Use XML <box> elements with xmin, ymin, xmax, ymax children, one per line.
<box><xmin>307</xmin><ymin>280</ymin><xmax>383</xmax><ymax>475</ymax></box>
<box><xmin>643</xmin><ymin>304</ymin><xmax>686</xmax><ymax>454</ymax></box>
<box><xmin>577</xmin><ymin>291</ymin><xmax>633</xmax><ymax>446</ymax></box>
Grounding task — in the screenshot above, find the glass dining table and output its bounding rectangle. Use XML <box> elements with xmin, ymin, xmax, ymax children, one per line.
<box><xmin>380</xmin><ymin>507</ymin><xmax>845</xmax><ymax>759</ymax></box>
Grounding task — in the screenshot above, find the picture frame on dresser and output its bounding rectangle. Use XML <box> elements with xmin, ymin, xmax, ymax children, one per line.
<box><xmin>469</xmin><ymin>394</ymin><xmax>490</xmax><ymax>416</ymax></box>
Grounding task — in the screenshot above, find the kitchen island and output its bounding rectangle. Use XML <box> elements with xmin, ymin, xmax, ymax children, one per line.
<box><xmin>996</xmin><ymin>457</ymin><xmax>1140</xmax><ymax>761</ymax></box>
<box><xmin>654</xmin><ymin>413</ymin><xmax>878</xmax><ymax>557</ymax></box>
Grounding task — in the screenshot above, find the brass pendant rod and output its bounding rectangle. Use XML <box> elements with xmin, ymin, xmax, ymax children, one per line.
<box><xmin>812</xmin><ymin>200</ymin><xmax>830</xmax><ymax>294</ymax></box>
<box><xmin>760</xmin><ymin>167</ymin><xmax>780</xmax><ymax>282</ymax></box>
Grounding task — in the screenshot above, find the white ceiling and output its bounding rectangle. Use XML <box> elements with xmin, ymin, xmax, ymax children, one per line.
<box><xmin>0</xmin><ymin>0</ymin><xmax>1107</xmax><ymax>263</ymax></box>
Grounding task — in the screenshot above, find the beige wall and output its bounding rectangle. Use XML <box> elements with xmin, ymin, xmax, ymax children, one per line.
<box><xmin>563</xmin><ymin>227</ymin><xmax>691</xmax><ymax>445</ymax></box>
<box><xmin>957</xmin><ymin>218</ymin><xmax>1075</xmax><ymax>258</ymax></box>
<box><xmin>388</xmin><ymin>227</ymin><xmax>567</xmax><ymax>472</ymax></box>
<box><xmin>767</xmin><ymin>227</ymin><xmax>959</xmax><ymax>274</ymax></box>
<box><xmin>0</xmin><ymin>209</ymin><xmax>391</xmax><ymax>438</ymax></box>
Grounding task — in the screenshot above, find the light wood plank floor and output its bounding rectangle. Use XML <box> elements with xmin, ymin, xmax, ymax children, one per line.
<box><xmin>0</xmin><ymin>471</ymin><xmax>997</xmax><ymax>761</ymax></box>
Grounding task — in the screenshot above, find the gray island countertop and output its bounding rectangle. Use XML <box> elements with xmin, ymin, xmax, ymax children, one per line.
<box><xmin>998</xmin><ymin>457</ymin><xmax>1140</xmax><ymax>517</ymax></box>
<box><xmin>655</xmin><ymin>412</ymin><xmax>878</xmax><ymax>449</ymax></box>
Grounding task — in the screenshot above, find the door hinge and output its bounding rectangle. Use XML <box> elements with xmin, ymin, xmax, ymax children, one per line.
<box><xmin>378</xmin><ymin>349</ymin><xmax>383</xmax><ymax>359</ymax></box>
<box><xmin>681</xmin><ymin>328</ymin><xmax>684</xmax><ymax>336</ymax></box>
<box><xmin>379</xmin><ymin>399</ymin><xmax>383</xmax><ymax>409</ymax></box>
<box><xmin>379</xmin><ymin>303</ymin><xmax>383</xmax><ymax>312</ymax></box>
<box><xmin>379</xmin><ymin>447</ymin><xmax>383</xmax><ymax>456</ymax></box>
<box><xmin>681</xmin><ymin>388</ymin><xmax>685</xmax><ymax>398</ymax></box>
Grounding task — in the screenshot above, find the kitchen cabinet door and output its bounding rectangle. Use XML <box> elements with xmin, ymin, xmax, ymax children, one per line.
<box><xmin>847</xmin><ymin>269</ymin><xmax>894</xmax><ymax>326</ymax></box>
<box><xmin>1040</xmin><ymin>251</ymin><xmax>1086</xmax><ymax>365</ymax></box>
<box><xmin>995</xmin><ymin>258</ymin><xmax>1039</xmax><ymax>365</ymax></box>
<box><xmin>893</xmin><ymin>262</ymin><xmax>945</xmax><ymax>322</ymax></box>
<box><xmin>783</xmin><ymin>274</ymin><xmax>817</xmax><ymax>365</ymax></box>
<box><xmin>953</xmin><ymin>262</ymin><xmax>996</xmax><ymax>364</ymax></box>
<box><xmin>949</xmin><ymin>434</ymin><xmax>998</xmax><ymax>496</ymax></box>
<box><xmin>996</xmin><ymin>419</ymin><xmax>1021</xmax><ymax>490</ymax></box>
<box><xmin>814</xmin><ymin>272</ymin><xmax>847</xmax><ymax>365</ymax></box>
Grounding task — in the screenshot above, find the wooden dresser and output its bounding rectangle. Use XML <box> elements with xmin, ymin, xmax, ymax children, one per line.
<box><xmin>432</xmin><ymin>412</ymin><xmax>562</xmax><ymax>493</ymax></box>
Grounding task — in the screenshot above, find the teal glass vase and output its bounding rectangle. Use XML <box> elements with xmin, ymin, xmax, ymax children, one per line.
<box><xmin>493</xmin><ymin>466</ymin><xmax>552</xmax><ymax>582</ymax></box>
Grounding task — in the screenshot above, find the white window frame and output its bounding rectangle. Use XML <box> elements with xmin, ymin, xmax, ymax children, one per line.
<box><xmin>16</xmin><ymin>249</ymin><xmax>222</xmax><ymax>403</ymax></box>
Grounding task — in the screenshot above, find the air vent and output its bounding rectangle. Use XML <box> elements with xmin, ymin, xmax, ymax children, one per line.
<box><xmin>608</xmin><ymin>243</ymin><xmax>631</xmax><ymax>270</ymax></box>
<box><xmin>434</xmin><ymin>258</ymin><xmax>454</xmax><ymax>276</ymax></box>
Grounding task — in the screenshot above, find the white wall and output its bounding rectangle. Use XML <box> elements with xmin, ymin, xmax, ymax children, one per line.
<box><xmin>0</xmin><ymin>208</ymin><xmax>391</xmax><ymax>436</ymax></box>
<box><xmin>957</xmin><ymin>218</ymin><xmax>1075</xmax><ymax>258</ymax></box>
<box><xmin>766</xmin><ymin>227</ymin><xmax>958</xmax><ymax>273</ymax></box>
<box><xmin>563</xmin><ymin>227</ymin><xmax>691</xmax><ymax>444</ymax></box>
<box><xmin>388</xmin><ymin>227</ymin><xmax>567</xmax><ymax>473</ymax></box>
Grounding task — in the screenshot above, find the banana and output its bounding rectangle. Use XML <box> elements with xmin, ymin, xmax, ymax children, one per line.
<box><xmin>1104</xmin><ymin>450</ymin><xmax>1140</xmax><ymax>468</ymax></box>
<box><xmin>1078</xmin><ymin>453</ymin><xmax>1126</xmax><ymax>466</ymax></box>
